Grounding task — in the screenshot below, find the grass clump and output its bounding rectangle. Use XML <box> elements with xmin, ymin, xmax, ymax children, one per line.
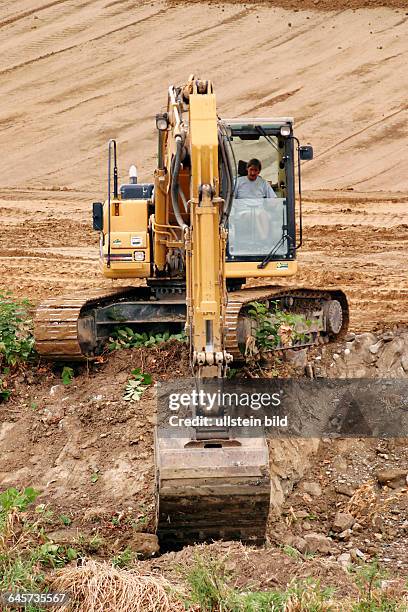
<box><xmin>182</xmin><ymin>552</ymin><xmax>334</xmax><ymax>611</ymax></box>
<box><xmin>50</xmin><ymin>559</ymin><xmax>184</xmax><ymax>612</ymax></box>
<box><xmin>0</xmin><ymin>486</ymin><xmax>79</xmax><ymax>605</ymax></box>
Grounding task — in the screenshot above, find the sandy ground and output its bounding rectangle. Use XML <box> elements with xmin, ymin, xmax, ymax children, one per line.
<box><xmin>0</xmin><ymin>2</ymin><xmax>407</xmax><ymax>191</ymax></box>
<box><xmin>1</xmin><ymin>187</ymin><xmax>407</xmax><ymax>332</ymax></box>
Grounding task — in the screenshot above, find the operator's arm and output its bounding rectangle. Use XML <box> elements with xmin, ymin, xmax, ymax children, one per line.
<box><xmin>264</xmin><ymin>180</ymin><xmax>277</xmax><ymax>198</ymax></box>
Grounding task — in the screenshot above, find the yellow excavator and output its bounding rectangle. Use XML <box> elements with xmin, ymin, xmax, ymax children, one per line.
<box><xmin>34</xmin><ymin>77</ymin><xmax>348</xmax><ymax>548</ymax></box>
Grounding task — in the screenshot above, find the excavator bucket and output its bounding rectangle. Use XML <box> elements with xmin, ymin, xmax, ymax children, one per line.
<box><xmin>155</xmin><ymin>431</ymin><xmax>270</xmax><ymax>550</ymax></box>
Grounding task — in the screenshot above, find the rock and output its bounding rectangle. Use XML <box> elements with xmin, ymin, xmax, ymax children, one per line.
<box><xmin>47</xmin><ymin>528</ymin><xmax>79</xmax><ymax>544</ymax></box>
<box><xmin>338</xmin><ymin>528</ymin><xmax>352</xmax><ymax>540</ymax></box>
<box><xmin>41</xmin><ymin>405</ymin><xmax>64</xmax><ymax>424</ymax></box>
<box><xmin>345</xmin><ymin>333</ymin><xmax>356</xmax><ymax>342</ymax></box>
<box><xmin>377</xmin><ymin>469</ymin><xmax>408</xmax><ymax>489</ymax></box>
<box><xmin>401</xmin><ymin>355</ymin><xmax>408</xmax><ymax>372</ymax></box>
<box><xmin>335</xmin><ymin>484</ymin><xmax>355</xmax><ymax>497</ymax></box>
<box><xmin>350</xmin><ymin>548</ymin><xmax>366</xmax><ymax>561</ymax></box>
<box><xmin>127</xmin><ymin>533</ymin><xmax>159</xmax><ymax>558</ymax></box>
<box><xmin>281</xmin><ymin>534</ymin><xmax>307</xmax><ymax>554</ymax></box>
<box><xmin>332</xmin><ymin>511</ymin><xmax>355</xmax><ymax>532</ymax></box>
<box><xmin>283</xmin><ymin>348</ymin><xmax>308</xmax><ymax>370</ymax></box>
<box><xmin>376</xmin><ymin>338</ymin><xmax>405</xmax><ymax>372</ymax></box>
<box><xmin>381</xmin><ymin>331</ymin><xmax>394</xmax><ymax>341</ymax></box>
<box><xmin>369</xmin><ymin>341</ymin><xmax>383</xmax><ymax>355</ymax></box>
<box><xmin>337</xmin><ymin>552</ymin><xmax>352</xmax><ymax>568</ymax></box>
<box><xmin>300</xmin><ymin>481</ymin><xmax>322</xmax><ymax>497</ymax></box>
<box><xmin>295</xmin><ymin>510</ymin><xmax>309</xmax><ymax>519</ymax></box>
<box><xmin>303</xmin><ymin>532</ymin><xmax>334</xmax><ymax>554</ymax></box>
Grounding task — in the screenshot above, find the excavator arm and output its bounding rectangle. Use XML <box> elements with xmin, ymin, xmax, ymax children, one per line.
<box><xmin>154</xmin><ymin>78</ymin><xmax>270</xmax><ymax>549</ymax></box>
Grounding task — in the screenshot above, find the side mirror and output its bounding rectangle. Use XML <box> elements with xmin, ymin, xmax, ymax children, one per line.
<box><xmin>299</xmin><ymin>145</ymin><xmax>313</xmax><ymax>161</ymax></box>
<box><xmin>92</xmin><ymin>202</ymin><xmax>103</xmax><ymax>231</ymax></box>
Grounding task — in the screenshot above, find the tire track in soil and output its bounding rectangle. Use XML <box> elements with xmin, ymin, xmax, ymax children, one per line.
<box><xmin>0</xmin><ymin>0</ymin><xmax>73</xmax><ymax>29</ymax></box>
<box><xmin>0</xmin><ymin>7</ymin><xmax>168</xmax><ymax>77</ymax></box>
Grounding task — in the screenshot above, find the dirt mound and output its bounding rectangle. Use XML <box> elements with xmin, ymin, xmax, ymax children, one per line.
<box><xmin>0</xmin><ymin>343</ymin><xmax>189</xmax><ymax>536</ymax></box>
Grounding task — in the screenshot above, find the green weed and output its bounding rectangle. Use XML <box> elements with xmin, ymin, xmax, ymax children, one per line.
<box><xmin>0</xmin><ymin>292</ymin><xmax>35</xmax><ymax>367</ymax></box>
<box><xmin>112</xmin><ymin>547</ymin><xmax>137</xmax><ymax>569</ymax></box>
<box><xmin>61</xmin><ymin>366</ymin><xmax>74</xmax><ymax>385</ymax></box>
<box><xmin>123</xmin><ymin>368</ymin><xmax>152</xmax><ymax>402</ymax></box>
<box><xmin>247</xmin><ymin>300</ymin><xmax>313</xmax><ymax>352</ymax></box>
<box><xmin>59</xmin><ymin>514</ymin><xmax>71</xmax><ymax>526</ymax></box>
<box><xmin>108</xmin><ymin>327</ymin><xmax>186</xmax><ymax>351</ymax></box>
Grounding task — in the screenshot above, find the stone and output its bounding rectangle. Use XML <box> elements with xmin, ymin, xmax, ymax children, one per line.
<box><xmin>351</xmin><ymin>548</ymin><xmax>366</xmax><ymax>561</ymax></box>
<box><xmin>376</xmin><ymin>338</ymin><xmax>405</xmax><ymax>371</ymax></box>
<box><xmin>337</xmin><ymin>552</ymin><xmax>352</xmax><ymax>568</ymax></box>
<box><xmin>338</xmin><ymin>528</ymin><xmax>352</xmax><ymax>540</ymax></box>
<box><xmin>345</xmin><ymin>332</ymin><xmax>356</xmax><ymax>342</ymax></box>
<box><xmin>303</xmin><ymin>532</ymin><xmax>334</xmax><ymax>554</ymax></box>
<box><xmin>335</xmin><ymin>484</ymin><xmax>355</xmax><ymax>497</ymax></box>
<box><xmin>381</xmin><ymin>331</ymin><xmax>394</xmax><ymax>341</ymax></box>
<box><xmin>127</xmin><ymin>533</ymin><xmax>159</xmax><ymax>558</ymax></box>
<box><xmin>300</xmin><ymin>481</ymin><xmax>322</xmax><ymax>497</ymax></box>
<box><xmin>281</xmin><ymin>534</ymin><xmax>307</xmax><ymax>554</ymax></box>
<box><xmin>369</xmin><ymin>341</ymin><xmax>383</xmax><ymax>355</ymax></box>
<box><xmin>283</xmin><ymin>348</ymin><xmax>308</xmax><ymax>370</ymax></box>
<box><xmin>401</xmin><ymin>355</ymin><xmax>408</xmax><ymax>372</ymax></box>
<box><xmin>332</xmin><ymin>511</ymin><xmax>355</xmax><ymax>532</ymax></box>
<box><xmin>295</xmin><ymin>510</ymin><xmax>309</xmax><ymax>519</ymax></box>
<box><xmin>377</xmin><ymin>469</ymin><xmax>408</xmax><ymax>489</ymax></box>
<box><xmin>47</xmin><ymin>528</ymin><xmax>79</xmax><ymax>544</ymax></box>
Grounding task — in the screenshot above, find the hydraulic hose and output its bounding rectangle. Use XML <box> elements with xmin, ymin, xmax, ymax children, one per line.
<box><xmin>171</xmin><ymin>136</ymin><xmax>188</xmax><ymax>230</ymax></box>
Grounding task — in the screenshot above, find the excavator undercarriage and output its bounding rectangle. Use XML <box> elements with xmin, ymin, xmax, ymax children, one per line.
<box><xmin>34</xmin><ymin>285</ymin><xmax>348</xmax><ymax>361</ymax></box>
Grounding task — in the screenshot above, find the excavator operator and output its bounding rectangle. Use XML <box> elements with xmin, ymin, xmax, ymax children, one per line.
<box><xmin>233</xmin><ymin>158</ymin><xmax>277</xmax><ymax>242</ymax></box>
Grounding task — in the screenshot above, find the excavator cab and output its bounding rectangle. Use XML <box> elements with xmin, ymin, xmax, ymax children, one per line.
<box><xmin>220</xmin><ymin>119</ymin><xmax>311</xmax><ymax>282</ymax></box>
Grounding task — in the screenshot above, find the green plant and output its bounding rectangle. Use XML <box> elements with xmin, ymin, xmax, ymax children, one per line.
<box><xmin>348</xmin><ymin>559</ymin><xmax>402</xmax><ymax>610</ymax></box>
<box><xmin>59</xmin><ymin>514</ymin><xmax>71</xmax><ymax>526</ymax></box>
<box><xmin>75</xmin><ymin>533</ymin><xmax>104</xmax><ymax>554</ymax></box>
<box><xmin>0</xmin><ymin>487</ymin><xmax>39</xmax><ymax>515</ymax></box>
<box><xmin>108</xmin><ymin>327</ymin><xmax>186</xmax><ymax>351</ymax></box>
<box><xmin>282</xmin><ymin>544</ymin><xmax>301</xmax><ymax>559</ymax></box>
<box><xmin>61</xmin><ymin>366</ymin><xmax>74</xmax><ymax>385</ymax></box>
<box><xmin>123</xmin><ymin>368</ymin><xmax>152</xmax><ymax>402</ymax></box>
<box><xmin>183</xmin><ymin>553</ymin><xmax>231</xmax><ymax>611</ymax></box>
<box><xmin>0</xmin><ymin>378</ymin><xmax>11</xmax><ymax>401</ymax></box>
<box><xmin>0</xmin><ymin>292</ymin><xmax>35</xmax><ymax>367</ymax></box>
<box><xmin>247</xmin><ymin>300</ymin><xmax>313</xmax><ymax>352</ymax></box>
<box><xmin>112</xmin><ymin>547</ymin><xmax>136</xmax><ymax>568</ymax></box>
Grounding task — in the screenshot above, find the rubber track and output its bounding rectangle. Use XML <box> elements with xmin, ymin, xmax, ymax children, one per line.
<box><xmin>34</xmin><ymin>286</ymin><xmax>141</xmax><ymax>360</ymax></box>
<box><xmin>225</xmin><ymin>285</ymin><xmax>349</xmax><ymax>360</ymax></box>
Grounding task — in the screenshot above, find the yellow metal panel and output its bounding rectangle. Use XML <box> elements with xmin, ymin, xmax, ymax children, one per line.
<box><xmin>225</xmin><ymin>261</ymin><xmax>298</xmax><ymax>278</ymax></box>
